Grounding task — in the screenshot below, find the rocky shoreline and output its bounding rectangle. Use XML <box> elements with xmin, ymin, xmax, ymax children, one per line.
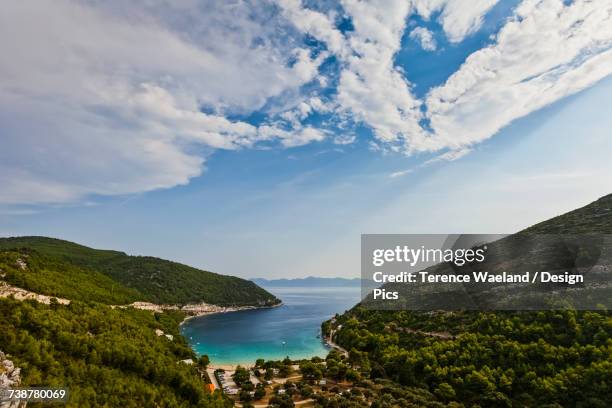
<box><xmin>179</xmin><ymin>301</ymin><xmax>283</xmax><ymax>325</ymax></box>
<box><xmin>1</xmin><ymin>278</ymin><xmax>281</xmax><ymax>322</ymax></box>
<box><xmin>114</xmin><ymin>300</ymin><xmax>283</xmax><ymax>325</ymax></box>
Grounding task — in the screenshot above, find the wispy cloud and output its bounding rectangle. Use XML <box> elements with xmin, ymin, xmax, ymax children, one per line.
<box><xmin>409</xmin><ymin>27</ymin><xmax>437</xmax><ymax>51</ymax></box>
<box><xmin>389</xmin><ymin>169</ymin><xmax>414</xmax><ymax>178</ymax></box>
<box><xmin>0</xmin><ymin>0</ymin><xmax>325</xmax><ymax>204</ymax></box>
<box><xmin>388</xmin><ymin>146</ymin><xmax>471</xmax><ymax>178</ymax></box>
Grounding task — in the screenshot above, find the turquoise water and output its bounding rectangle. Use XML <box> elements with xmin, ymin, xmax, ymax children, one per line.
<box><xmin>180</xmin><ymin>286</ymin><xmax>361</xmax><ymax>365</ymax></box>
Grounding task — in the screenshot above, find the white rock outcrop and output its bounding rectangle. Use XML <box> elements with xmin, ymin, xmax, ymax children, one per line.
<box><xmin>0</xmin><ymin>351</ymin><xmax>24</xmax><ymax>408</ymax></box>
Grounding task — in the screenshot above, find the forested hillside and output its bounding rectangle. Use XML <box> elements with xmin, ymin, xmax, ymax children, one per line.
<box><xmin>0</xmin><ymin>237</ymin><xmax>279</xmax><ymax>406</ymax></box>
<box><xmin>0</xmin><ymin>297</ymin><xmax>230</xmax><ymax>408</ymax></box>
<box><xmin>0</xmin><ymin>236</ymin><xmax>279</xmax><ymax>306</ymax></box>
<box><xmin>327</xmin><ymin>194</ymin><xmax>612</xmax><ymax>407</ymax></box>
<box><xmin>0</xmin><ymin>237</ymin><xmax>278</xmax><ymax>408</ymax></box>
<box><xmin>0</xmin><ymin>250</ymin><xmax>140</xmax><ymax>304</ymax></box>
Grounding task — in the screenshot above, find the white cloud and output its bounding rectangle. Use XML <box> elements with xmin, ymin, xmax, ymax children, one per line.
<box><xmin>389</xmin><ymin>169</ymin><xmax>414</xmax><ymax>178</ymax></box>
<box><xmin>258</xmin><ymin>125</ymin><xmax>327</xmax><ymax>147</ymax></box>
<box><xmin>277</xmin><ymin>0</ymin><xmax>503</xmax><ymax>154</ymax></box>
<box><xmin>426</xmin><ymin>0</ymin><xmax>612</xmax><ymax>149</ymax></box>
<box><xmin>276</xmin><ymin>0</ymin><xmax>349</xmax><ymax>57</ymax></box>
<box><xmin>282</xmin><ymin>0</ymin><xmax>612</xmax><ymax>156</ymax></box>
<box><xmin>437</xmin><ymin>0</ymin><xmax>499</xmax><ymax>43</ymax></box>
<box><xmin>2</xmin><ymin>0</ymin><xmax>612</xmax><ymax>205</ymax></box>
<box><xmin>0</xmin><ymin>0</ymin><xmax>325</xmax><ymax>204</ymax></box>
<box><xmin>388</xmin><ymin>146</ymin><xmax>470</xmax><ymax>178</ymax></box>
<box><xmin>275</xmin><ymin>0</ymin><xmax>426</xmax><ymax>151</ymax></box>
<box><xmin>409</xmin><ymin>27</ymin><xmax>437</xmax><ymax>51</ymax></box>
<box><xmin>411</xmin><ymin>0</ymin><xmax>499</xmax><ymax>43</ymax></box>
<box><xmin>336</xmin><ymin>0</ymin><xmax>435</xmax><ymax>152</ymax></box>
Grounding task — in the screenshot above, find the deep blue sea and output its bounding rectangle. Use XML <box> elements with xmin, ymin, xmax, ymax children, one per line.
<box><xmin>180</xmin><ymin>286</ymin><xmax>361</xmax><ymax>365</ymax></box>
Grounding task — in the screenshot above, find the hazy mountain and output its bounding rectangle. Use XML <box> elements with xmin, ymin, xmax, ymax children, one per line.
<box><xmin>252</xmin><ymin>276</ymin><xmax>363</xmax><ymax>287</ymax></box>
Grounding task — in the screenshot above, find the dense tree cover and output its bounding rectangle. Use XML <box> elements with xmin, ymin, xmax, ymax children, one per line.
<box><xmin>325</xmin><ymin>351</ymin><xmax>361</xmax><ymax>383</ymax></box>
<box><xmin>0</xmin><ymin>236</ymin><xmax>279</xmax><ymax>306</ymax></box>
<box><xmin>330</xmin><ymin>308</ymin><xmax>612</xmax><ymax>407</ymax></box>
<box><xmin>0</xmin><ymin>297</ymin><xmax>231</xmax><ymax>408</ymax></box>
<box><xmin>268</xmin><ymin>393</ymin><xmax>295</xmax><ymax>408</ymax></box>
<box><xmin>255</xmin><ymin>358</ymin><xmax>294</xmax><ymax>378</ymax></box>
<box><xmin>0</xmin><ymin>250</ymin><xmax>140</xmax><ymax>304</ymax></box>
<box><xmin>299</xmin><ymin>360</ymin><xmax>324</xmax><ymax>380</ymax></box>
<box><xmin>324</xmin><ymin>193</ymin><xmax>612</xmax><ymax>406</ymax></box>
<box><xmin>84</xmin><ymin>255</ymin><xmax>280</xmax><ymax>306</ymax></box>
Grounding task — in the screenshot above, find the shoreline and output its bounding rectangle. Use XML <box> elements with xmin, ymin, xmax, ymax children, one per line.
<box><xmin>113</xmin><ymin>299</ymin><xmax>283</xmax><ymax>325</ymax></box>
<box><xmin>179</xmin><ymin>301</ymin><xmax>283</xmax><ymax>326</ymax></box>
<box><xmin>198</xmin><ymin>327</ymin><xmax>332</xmax><ymax>369</ymax></box>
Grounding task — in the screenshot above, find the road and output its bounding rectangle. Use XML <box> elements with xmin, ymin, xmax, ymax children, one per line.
<box><xmin>326</xmin><ymin>329</ymin><xmax>348</xmax><ymax>357</ymax></box>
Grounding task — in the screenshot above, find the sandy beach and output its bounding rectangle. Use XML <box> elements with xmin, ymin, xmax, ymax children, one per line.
<box><xmin>208</xmin><ymin>362</ymin><xmax>254</xmax><ymax>371</ymax></box>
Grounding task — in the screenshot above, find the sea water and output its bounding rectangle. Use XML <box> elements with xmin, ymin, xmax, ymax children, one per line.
<box><xmin>180</xmin><ymin>286</ymin><xmax>361</xmax><ymax>365</ymax></box>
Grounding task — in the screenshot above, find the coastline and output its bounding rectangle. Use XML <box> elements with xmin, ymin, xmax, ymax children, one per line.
<box><xmin>179</xmin><ymin>301</ymin><xmax>283</xmax><ymax>368</ymax></box>
<box><xmin>323</xmin><ymin>328</ymin><xmax>348</xmax><ymax>357</ymax></box>
<box><xmin>112</xmin><ymin>299</ymin><xmax>283</xmax><ymax>325</ymax></box>
<box><xmin>179</xmin><ymin>301</ymin><xmax>283</xmax><ymax>326</ymax></box>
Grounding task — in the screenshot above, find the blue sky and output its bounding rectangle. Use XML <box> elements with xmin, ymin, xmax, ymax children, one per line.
<box><xmin>1</xmin><ymin>0</ymin><xmax>612</xmax><ymax>278</ymax></box>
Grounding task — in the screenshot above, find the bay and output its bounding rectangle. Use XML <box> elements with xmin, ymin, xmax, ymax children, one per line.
<box><xmin>180</xmin><ymin>286</ymin><xmax>361</xmax><ymax>365</ymax></box>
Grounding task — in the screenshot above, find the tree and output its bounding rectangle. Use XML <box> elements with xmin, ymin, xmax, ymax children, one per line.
<box><xmin>299</xmin><ymin>384</ymin><xmax>313</xmax><ymax>398</ymax></box>
<box><xmin>299</xmin><ymin>361</ymin><xmax>322</xmax><ymax>380</ymax></box>
<box><xmin>269</xmin><ymin>394</ymin><xmax>295</xmax><ymax>408</ymax></box>
<box><xmin>279</xmin><ymin>364</ymin><xmax>292</xmax><ymax>378</ymax></box>
<box><xmin>233</xmin><ymin>366</ymin><xmax>251</xmax><ymax>386</ymax></box>
<box><xmin>435</xmin><ymin>383</ymin><xmax>456</xmax><ymax>401</ymax></box>
<box><xmin>254</xmin><ymin>385</ymin><xmax>266</xmax><ymax>400</ymax></box>
<box><xmin>197</xmin><ymin>354</ymin><xmax>210</xmax><ymax>370</ymax></box>
<box><xmin>239</xmin><ymin>390</ymin><xmax>252</xmax><ymax>402</ymax></box>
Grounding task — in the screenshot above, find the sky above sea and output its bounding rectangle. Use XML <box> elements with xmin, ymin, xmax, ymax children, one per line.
<box><xmin>1</xmin><ymin>1</ymin><xmax>612</xmax><ymax>279</ymax></box>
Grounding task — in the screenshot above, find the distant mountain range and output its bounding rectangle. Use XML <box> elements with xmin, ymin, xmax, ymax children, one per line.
<box><xmin>252</xmin><ymin>276</ymin><xmax>363</xmax><ymax>287</ymax></box>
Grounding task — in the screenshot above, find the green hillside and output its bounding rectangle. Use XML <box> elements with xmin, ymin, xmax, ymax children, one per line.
<box><xmin>0</xmin><ymin>236</ymin><xmax>279</xmax><ymax>306</ymax></box>
<box><xmin>0</xmin><ymin>237</ymin><xmax>279</xmax><ymax>407</ymax></box>
<box><xmin>0</xmin><ymin>250</ymin><xmax>140</xmax><ymax>304</ymax></box>
<box><xmin>327</xmin><ymin>194</ymin><xmax>612</xmax><ymax>407</ymax></box>
<box><xmin>524</xmin><ymin>193</ymin><xmax>612</xmax><ymax>234</ymax></box>
<box><xmin>0</xmin><ymin>297</ymin><xmax>230</xmax><ymax>408</ymax></box>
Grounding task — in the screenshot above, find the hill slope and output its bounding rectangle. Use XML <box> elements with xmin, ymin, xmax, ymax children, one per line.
<box><xmin>327</xmin><ymin>194</ymin><xmax>612</xmax><ymax>407</ymax></box>
<box><xmin>524</xmin><ymin>193</ymin><xmax>612</xmax><ymax>234</ymax></box>
<box><xmin>0</xmin><ymin>249</ymin><xmax>140</xmax><ymax>304</ymax></box>
<box><xmin>0</xmin><ymin>297</ymin><xmax>231</xmax><ymax>408</ymax></box>
<box><xmin>0</xmin><ymin>236</ymin><xmax>279</xmax><ymax>306</ymax></box>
